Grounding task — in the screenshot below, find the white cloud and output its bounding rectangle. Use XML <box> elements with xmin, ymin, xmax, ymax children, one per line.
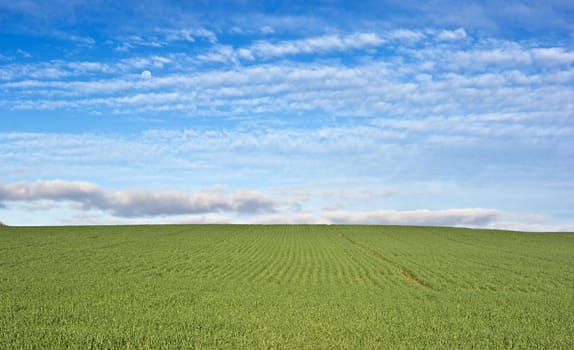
<box><xmin>117</xmin><ymin>35</ymin><xmax>163</xmax><ymax>51</ymax></box>
<box><xmin>201</xmin><ymin>33</ymin><xmax>387</xmax><ymax>63</ymax></box>
<box><xmin>0</xmin><ymin>179</ymin><xmax>571</xmax><ymax>231</ymax></box>
<box><xmin>54</xmin><ymin>33</ymin><xmax>96</xmax><ymax>47</ymax></box>
<box><xmin>261</xmin><ymin>26</ymin><xmax>274</xmax><ymax>34</ymax></box>
<box><xmin>531</xmin><ymin>47</ymin><xmax>574</xmax><ymax>64</ymax></box>
<box><xmin>323</xmin><ymin>208</ymin><xmax>503</xmax><ymax>226</ymax></box>
<box><xmin>3</xmin><ymin>31</ymin><xmax>573</xmax><ymax>128</ymax></box>
<box><xmin>237</xmin><ymin>48</ymin><xmax>254</xmax><ymax>60</ymax></box>
<box><xmin>16</xmin><ymin>49</ymin><xmax>32</xmax><ymax>58</ymax></box>
<box><xmin>249</xmin><ymin>212</ymin><xmax>327</xmax><ymax>224</ymax></box>
<box><xmin>230</xmin><ymin>189</ymin><xmax>277</xmax><ymax>213</ymax></box>
<box><xmin>3</xmin><ymin>35</ymin><xmax>572</xmax><ymax>127</ymax></box>
<box><xmin>483</xmin><ymin>221</ymin><xmax>574</xmax><ymax>232</ymax></box>
<box><xmin>111</xmin><ymin>28</ymin><xmax>217</xmax><ymax>52</ymax></box>
<box><xmin>0</xmin><ymin>55</ymin><xmax>175</xmax><ymax>82</ymax></box>
<box><xmin>174</xmin><ymin>214</ymin><xmax>232</xmax><ymax>224</ymax></box>
<box><xmin>196</xmin><ymin>45</ymin><xmax>239</xmax><ymax>64</ymax></box>
<box><xmin>247</xmin><ymin>32</ymin><xmax>384</xmax><ymax>59</ymax></box>
<box><xmin>449</xmin><ymin>47</ymin><xmax>532</xmax><ymax>68</ymax></box>
<box><xmin>162</xmin><ymin>28</ymin><xmax>217</xmax><ymax>43</ymax></box>
<box><xmin>385</xmin><ymin>29</ymin><xmax>425</xmax><ymax>42</ymax></box>
<box><xmin>0</xmin><ymin>180</ymin><xmax>99</xmax><ymax>201</ymax></box>
<box><xmin>437</xmin><ymin>28</ymin><xmax>467</xmax><ymax>41</ymax></box>
<box><xmin>0</xmin><ymin>180</ymin><xmax>277</xmax><ymax>217</ymax></box>
<box><xmin>245</xmin><ymin>208</ymin><xmax>570</xmax><ymax>231</ymax></box>
<box><xmin>319</xmin><ymin>187</ymin><xmax>399</xmax><ymax>201</ymax></box>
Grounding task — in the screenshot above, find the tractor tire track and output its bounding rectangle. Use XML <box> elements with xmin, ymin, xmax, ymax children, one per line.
<box><xmin>336</xmin><ymin>227</ymin><xmax>432</xmax><ymax>289</ymax></box>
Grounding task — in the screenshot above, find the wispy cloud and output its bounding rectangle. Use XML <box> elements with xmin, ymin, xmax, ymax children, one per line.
<box><xmin>113</xmin><ymin>28</ymin><xmax>217</xmax><ymax>52</ymax></box>
<box><xmin>0</xmin><ymin>55</ymin><xmax>174</xmax><ymax>81</ymax></box>
<box><xmin>436</xmin><ymin>28</ymin><xmax>467</xmax><ymax>41</ymax></box>
<box><xmin>384</xmin><ymin>29</ymin><xmax>425</xmax><ymax>42</ymax></box>
<box><xmin>244</xmin><ymin>32</ymin><xmax>384</xmax><ymax>59</ymax></box>
<box><xmin>162</xmin><ymin>28</ymin><xmax>217</xmax><ymax>44</ymax></box>
<box><xmin>2</xmin><ymin>33</ymin><xmax>572</xmax><ymax>127</ymax></box>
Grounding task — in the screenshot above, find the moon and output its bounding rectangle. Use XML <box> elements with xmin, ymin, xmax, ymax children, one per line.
<box><xmin>141</xmin><ymin>70</ymin><xmax>152</xmax><ymax>79</ymax></box>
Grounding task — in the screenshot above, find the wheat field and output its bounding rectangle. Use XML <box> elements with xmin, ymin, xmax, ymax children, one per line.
<box><xmin>0</xmin><ymin>224</ymin><xmax>572</xmax><ymax>349</ymax></box>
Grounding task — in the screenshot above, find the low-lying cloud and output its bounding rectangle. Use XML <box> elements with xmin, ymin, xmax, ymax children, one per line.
<box><xmin>323</xmin><ymin>208</ymin><xmax>503</xmax><ymax>226</ymax></box>
<box><xmin>0</xmin><ymin>180</ymin><xmax>276</xmax><ymax>217</ymax></box>
<box><xmin>1</xmin><ymin>180</ymin><xmax>563</xmax><ymax>230</ymax></box>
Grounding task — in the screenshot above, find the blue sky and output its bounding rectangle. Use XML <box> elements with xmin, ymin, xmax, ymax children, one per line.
<box><xmin>1</xmin><ymin>0</ymin><xmax>573</xmax><ymax>230</ymax></box>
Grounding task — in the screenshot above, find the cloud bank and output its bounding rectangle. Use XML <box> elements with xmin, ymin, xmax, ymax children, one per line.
<box><xmin>0</xmin><ymin>180</ymin><xmax>559</xmax><ymax>231</ymax></box>
<box><xmin>0</xmin><ymin>180</ymin><xmax>276</xmax><ymax>217</ymax></box>
<box><xmin>323</xmin><ymin>209</ymin><xmax>502</xmax><ymax>226</ymax></box>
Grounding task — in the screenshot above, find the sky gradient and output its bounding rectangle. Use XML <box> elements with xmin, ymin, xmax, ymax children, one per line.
<box><xmin>1</xmin><ymin>0</ymin><xmax>573</xmax><ymax>230</ymax></box>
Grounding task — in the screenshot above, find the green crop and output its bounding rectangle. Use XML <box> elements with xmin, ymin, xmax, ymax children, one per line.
<box><xmin>0</xmin><ymin>225</ymin><xmax>572</xmax><ymax>349</ymax></box>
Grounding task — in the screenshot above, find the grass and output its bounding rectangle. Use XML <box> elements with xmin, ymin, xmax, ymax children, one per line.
<box><xmin>0</xmin><ymin>224</ymin><xmax>572</xmax><ymax>349</ymax></box>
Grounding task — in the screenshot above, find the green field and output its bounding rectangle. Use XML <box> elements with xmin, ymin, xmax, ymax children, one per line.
<box><xmin>0</xmin><ymin>225</ymin><xmax>572</xmax><ymax>349</ymax></box>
